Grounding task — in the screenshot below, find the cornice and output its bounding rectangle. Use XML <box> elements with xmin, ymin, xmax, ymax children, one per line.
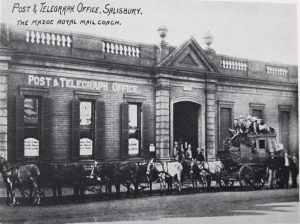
<box><xmin>9</xmin><ymin>51</ymin><xmax>297</xmax><ymax>90</ymax></box>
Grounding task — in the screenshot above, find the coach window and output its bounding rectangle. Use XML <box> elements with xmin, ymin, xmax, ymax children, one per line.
<box><xmin>24</xmin><ymin>97</ymin><xmax>40</xmax><ymax>157</ymax></box>
<box><xmin>79</xmin><ymin>100</ymin><xmax>94</xmax><ymax>157</ymax></box>
<box><xmin>128</xmin><ymin>103</ymin><xmax>141</xmax><ymax>156</ymax></box>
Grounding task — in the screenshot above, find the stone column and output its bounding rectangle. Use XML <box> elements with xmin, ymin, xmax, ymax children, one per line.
<box><xmin>155</xmin><ymin>77</ymin><xmax>171</xmax><ymax>160</ymax></box>
<box><xmin>205</xmin><ymin>78</ymin><xmax>217</xmax><ymax>159</ymax></box>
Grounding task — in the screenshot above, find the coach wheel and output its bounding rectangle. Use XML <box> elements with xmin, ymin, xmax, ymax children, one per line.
<box><xmin>219</xmin><ymin>169</ymin><xmax>234</xmax><ymax>189</ymax></box>
<box><xmin>239</xmin><ymin>165</ymin><xmax>254</xmax><ymax>190</ymax></box>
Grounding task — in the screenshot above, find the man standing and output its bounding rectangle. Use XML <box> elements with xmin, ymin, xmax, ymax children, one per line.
<box><xmin>185</xmin><ymin>144</ymin><xmax>192</xmax><ymax>160</ymax></box>
<box><xmin>174</xmin><ymin>141</ymin><xmax>183</xmax><ymax>162</ymax></box>
<box><xmin>290</xmin><ymin>153</ymin><xmax>298</xmax><ymax>188</ymax></box>
<box><xmin>266</xmin><ymin>152</ymin><xmax>276</xmax><ymax>189</ymax></box>
<box><xmin>282</xmin><ymin>151</ymin><xmax>291</xmax><ymax>188</ymax></box>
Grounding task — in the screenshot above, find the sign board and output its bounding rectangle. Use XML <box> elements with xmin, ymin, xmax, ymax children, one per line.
<box><xmin>28</xmin><ymin>75</ymin><xmax>138</xmax><ymax>93</ymax></box>
<box><xmin>24</xmin><ymin>138</ymin><xmax>39</xmax><ymax>157</ymax></box>
<box><xmin>128</xmin><ymin>138</ymin><xmax>139</xmax><ymax>155</ymax></box>
<box><xmin>149</xmin><ymin>143</ymin><xmax>155</xmax><ymax>152</ymax></box>
<box><xmin>80</xmin><ymin>138</ymin><xmax>93</xmax><ymax>156</ymax></box>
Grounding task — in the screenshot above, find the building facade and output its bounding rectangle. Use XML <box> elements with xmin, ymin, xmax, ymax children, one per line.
<box><xmin>0</xmin><ymin>24</ymin><xmax>298</xmax><ymax>163</ymax></box>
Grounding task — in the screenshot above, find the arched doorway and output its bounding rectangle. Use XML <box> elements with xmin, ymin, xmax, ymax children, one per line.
<box><xmin>172</xmin><ymin>101</ymin><xmax>202</xmax><ymax>157</ymax></box>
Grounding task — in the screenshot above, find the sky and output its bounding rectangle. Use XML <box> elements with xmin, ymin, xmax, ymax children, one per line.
<box><xmin>0</xmin><ymin>0</ymin><xmax>298</xmax><ymax>65</ymax></box>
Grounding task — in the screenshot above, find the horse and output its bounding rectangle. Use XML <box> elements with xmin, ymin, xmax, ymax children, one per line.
<box><xmin>0</xmin><ymin>157</ymin><xmax>41</xmax><ymax>206</ymax></box>
<box><xmin>191</xmin><ymin>159</ymin><xmax>223</xmax><ymax>189</ymax></box>
<box><xmin>146</xmin><ymin>159</ymin><xmax>183</xmax><ymax>193</ymax></box>
<box><xmin>37</xmin><ymin>162</ymin><xmax>86</xmax><ymax>201</ymax></box>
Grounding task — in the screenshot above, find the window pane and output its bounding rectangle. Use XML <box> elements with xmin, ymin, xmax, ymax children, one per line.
<box><xmin>129</xmin><ymin>104</ymin><xmax>138</xmax><ymax>128</ymax></box>
<box><xmin>24</xmin><ymin>98</ymin><xmax>39</xmax><ymax>124</ymax></box>
<box><xmin>80</xmin><ymin>101</ymin><xmax>92</xmax><ymax>128</ymax></box>
<box><xmin>128</xmin><ymin>104</ymin><xmax>140</xmax><ymax>156</ymax></box>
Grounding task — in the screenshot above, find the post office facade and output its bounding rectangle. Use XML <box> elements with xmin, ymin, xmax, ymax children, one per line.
<box><xmin>0</xmin><ymin>25</ymin><xmax>298</xmax><ymax>163</ymax></box>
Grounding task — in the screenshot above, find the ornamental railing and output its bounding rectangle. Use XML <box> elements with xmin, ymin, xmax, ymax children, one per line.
<box><xmin>103</xmin><ymin>41</ymin><xmax>141</xmax><ymax>57</ymax></box>
<box><xmin>266</xmin><ymin>65</ymin><xmax>288</xmax><ymax>76</ymax></box>
<box><xmin>25</xmin><ymin>30</ymin><xmax>72</xmax><ymax>48</ymax></box>
<box><xmin>221</xmin><ymin>58</ymin><xmax>248</xmax><ymax>71</ymax></box>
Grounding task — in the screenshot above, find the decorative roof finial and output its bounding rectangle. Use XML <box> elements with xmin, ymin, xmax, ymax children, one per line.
<box><xmin>204</xmin><ymin>31</ymin><xmax>213</xmax><ymax>50</ymax></box>
<box><xmin>157</xmin><ymin>24</ymin><xmax>168</xmax><ymax>44</ymax></box>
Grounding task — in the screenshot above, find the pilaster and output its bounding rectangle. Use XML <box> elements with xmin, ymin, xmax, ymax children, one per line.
<box><xmin>205</xmin><ymin>78</ymin><xmax>217</xmax><ymax>159</ymax></box>
<box><xmin>155</xmin><ymin>77</ymin><xmax>171</xmax><ymax>159</ymax></box>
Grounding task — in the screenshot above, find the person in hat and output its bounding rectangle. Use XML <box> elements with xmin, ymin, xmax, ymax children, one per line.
<box><xmin>195</xmin><ymin>148</ymin><xmax>205</xmax><ymax>163</ymax></box>
<box><xmin>251</xmin><ymin>116</ymin><xmax>258</xmax><ymax>134</ymax></box>
<box><xmin>185</xmin><ymin>144</ymin><xmax>192</xmax><ymax>160</ymax></box>
<box><xmin>281</xmin><ymin>151</ymin><xmax>291</xmax><ymax>188</ymax></box>
<box><xmin>229</xmin><ymin>118</ymin><xmax>239</xmax><ymax>137</ymax></box>
<box><xmin>290</xmin><ymin>152</ymin><xmax>298</xmax><ymax>188</ymax></box>
<box><xmin>257</xmin><ymin>119</ymin><xmax>270</xmax><ymax>133</ymax></box>
<box><xmin>174</xmin><ymin>141</ymin><xmax>183</xmax><ymax>162</ymax></box>
<box><xmin>266</xmin><ymin>152</ymin><xmax>277</xmax><ymax>189</ymax></box>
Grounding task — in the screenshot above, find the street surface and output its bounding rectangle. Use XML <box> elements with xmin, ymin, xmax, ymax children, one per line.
<box><xmin>0</xmin><ymin>186</ymin><xmax>298</xmax><ymax>224</ymax></box>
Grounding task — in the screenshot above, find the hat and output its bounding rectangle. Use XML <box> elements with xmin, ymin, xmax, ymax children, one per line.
<box><xmin>246</xmin><ymin>115</ymin><xmax>252</xmax><ymax>120</ymax></box>
<box><xmin>238</xmin><ymin>115</ymin><xmax>245</xmax><ymax>120</ymax></box>
<box><xmin>233</xmin><ymin>117</ymin><xmax>238</xmax><ymax>121</ymax></box>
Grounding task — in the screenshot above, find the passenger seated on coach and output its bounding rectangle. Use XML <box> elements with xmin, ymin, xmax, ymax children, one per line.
<box><xmin>229</xmin><ymin>118</ymin><xmax>239</xmax><ymax>137</ymax></box>
<box><xmin>257</xmin><ymin>119</ymin><xmax>275</xmax><ymax>134</ymax></box>
<box><xmin>229</xmin><ymin>115</ymin><xmax>247</xmax><ymax>145</ymax></box>
<box><xmin>245</xmin><ymin>115</ymin><xmax>258</xmax><ymax>134</ymax></box>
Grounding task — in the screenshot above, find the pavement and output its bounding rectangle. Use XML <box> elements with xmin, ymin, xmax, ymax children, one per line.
<box><xmin>0</xmin><ymin>187</ymin><xmax>298</xmax><ymax>224</ymax></box>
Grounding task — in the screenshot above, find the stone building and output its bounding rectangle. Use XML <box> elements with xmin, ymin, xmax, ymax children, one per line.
<box><xmin>0</xmin><ymin>24</ymin><xmax>298</xmax><ymax>163</ymax></box>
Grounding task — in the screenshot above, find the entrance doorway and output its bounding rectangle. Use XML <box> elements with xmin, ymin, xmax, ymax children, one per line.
<box><xmin>173</xmin><ymin>101</ymin><xmax>200</xmax><ymax>156</ymax></box>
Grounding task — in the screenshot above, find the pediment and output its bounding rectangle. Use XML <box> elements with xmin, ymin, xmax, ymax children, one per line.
<box><xmin>157</xmin><ymin>37</ymin><xmax>218</xmax><ymax>72</ymax></box>
<box><xmin>173</xmin><ymin>46</ymin><xmax>208</xmax><ymax>70</ymax></box>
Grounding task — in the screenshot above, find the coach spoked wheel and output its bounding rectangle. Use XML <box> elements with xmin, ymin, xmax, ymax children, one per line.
<box><xmin>239</xmin><ymin>165</ymin><xmax>254</xmax><ymax>190</ymax></box>
<box><xmin>219</xmin><ymin>168</ymin><xmax>234</xmax><ymax>189</ymax></box>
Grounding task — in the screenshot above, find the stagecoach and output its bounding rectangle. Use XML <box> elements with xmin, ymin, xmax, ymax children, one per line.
<box><xmin>217</xmin><ymin>133</ymin><xmax>278</xmax><ymax>190</ymax></box>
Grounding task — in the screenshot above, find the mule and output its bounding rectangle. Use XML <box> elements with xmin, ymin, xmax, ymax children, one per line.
<box><xmin>0</xmin><ymin>157</ymin><xmax>41</xmax><ymax>206</ymax></box>
<box><xmin>146</xmin><ymin>159</ymin><xmax>183</xmax><ymax>193</ymax></box>
<box><xmin>90</xmin><ymin>161</ymin><xmax>118</xmax><ymax>199</ymax></box>
<box><xmin>91</xmin><ymin>161</ymin><xmax>140</xmax><ymax>199</ymax></box>
<box><xmin>37</xmin><ymin>162</ymin><xmax>86</xmax><ymax>201</ymax></box>
<box><xmin>133</xmin><ymin>162</ymin><xmax>153</xmax><ymax>195</ymax></box>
